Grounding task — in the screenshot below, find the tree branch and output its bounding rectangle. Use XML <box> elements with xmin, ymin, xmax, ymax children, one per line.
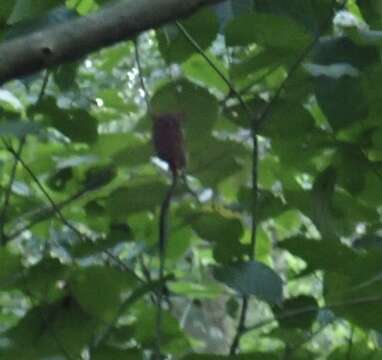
<box><xmin>0</xmin><ymin>0</ymin><xmax>223</xmax><ymax>85</ymax></box>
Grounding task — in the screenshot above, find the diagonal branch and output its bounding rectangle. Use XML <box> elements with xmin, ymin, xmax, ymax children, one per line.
<box><xmin>0</xmin><ymin>0</ymin><xmax>224</xmax><ymax>85</ymax></box>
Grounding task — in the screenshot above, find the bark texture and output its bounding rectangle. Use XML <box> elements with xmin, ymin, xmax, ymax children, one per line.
<box><xmin>0</xmin><ymin>0</ymin><xmax>223</xmax><ymax>85</ymax></box>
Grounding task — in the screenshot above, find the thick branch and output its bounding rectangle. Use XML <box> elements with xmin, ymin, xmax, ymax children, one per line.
<box><xmin>0</xmin><ymin>0</ymin><xmax>222</xmax><ymax>85</ymax></box>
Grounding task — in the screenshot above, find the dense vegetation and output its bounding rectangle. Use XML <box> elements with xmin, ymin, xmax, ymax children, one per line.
<box><xmin>0</xmin><ymin>0</ymin><xmax>382</xmax><ymax>359</ymax></box>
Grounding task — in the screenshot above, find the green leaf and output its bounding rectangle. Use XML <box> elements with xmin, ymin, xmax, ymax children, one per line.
<box><xmin>71</xmin><ymin>222</ymin><xmax>133</xmax><ymax>257</ymax></box>
<box><xmin>133</xmin><ymin>305</ymin><xmax>189</xmax><ymax>351</ymax></box>
<box><xmin>0</xmin><ymin>0</ymin><xmax>14</xmax><ymax>26</ymax></box>
<box><xmin>328</xmin><ymin>342</ymin><xmax>382</xmax><ymax>360</ymax></box>
<box><xmin>188</xmin><ymin>136</ymin><xmax>247</xmax><ymax>186</ymax></box>
<box><xmin>106</xmin><ymin>180</ymin><xmax>167</xmax><ymax>217</ymax></box>
<box><xmin>8</xmin><ymin>0</ymin><xmax>64</xmax><ymax>23</ymax></box>
<box><xmin>312</xmin><ymin>36</ymin><xmax>379</xmax><ymax>70</ymax></box>
<box><xmin>22</xmin><ymin>258</ymin><xmax>69</xmax><ymax>302</ymax></box>
<box><xmin>0</xmin><ymin>248</ymin><xmax>22</xmax><ymax>288</ymax></box>
<box><xmin>191</xmin><ymin>210</ymin><xmax>243</xmax><ymax>243</ymax></box>
<box><xmin>358</xmin><ymin>0</ymin><xmax>382</xmax><ymax>29</ymax></box>
<box><xmin>311</xmin><ymin>166</ymin><xmax>337</xmax><ymax>237</ymax></box>
<box><xmin>0</xmin><ymin>121</ymin><xmax>40</xmax><ymax>137</ymax></box>
<box><xmin>91</xmin><ymin>133</ymin><xmax>151</xmax><ymax>167</ymax></box>
<box><xmin>238</xmin><ymin>187</ymin><xmax>286</xmax><ymax>223</ymax></box>
<box><xmin>254</xmin><ymin>0</ymin><xmax>332</xmax><ymax>33</ymax></box>
<box><xmin>230</xmin><ymin>48</ymin><xmax>290</xmax><ymax>84</ymax></box>
<box><xmin>157</xmin><ymin>9</ymin><xmax>219</xmax><ymax>63</ymax></box>
<box><xmin>0</xmin><ymin>89</ymin><xmax>23</xmax><ymax>112</ymax></box>
<box><xmin>53</xmin><ymin>62</ymin><xmax>79</xmax><ymax>90</ymax></box>
<box><xmin>4</xmin><ymin>297</ymin><xmax>97</xmax><ymax>358</ymax></box>
<box><xmin>188</xmin><ymin>209</ymin><xmax>247</xmax><ymax>263</ymax></box>
<box><xmin>260</xmin><ymin>101</ymin><xmax>315</xmax><ymax>140</ymax></box>
<box><xmin>213</xmin><ymin>261</ymin><xmax>283</xmax><ymax>305</ymax></box>
<box><xmin>30</xmin><ymin>97</ymin><xmax>98</xmax><ymax>143</ymax></box>
<box><xmin>314</xmin><ymin>75</ymin><xmax>368</xmax><ymax>131</ymax></box>
<box><xmin>353</xmin><ymin>234</ymin><xmax>382</xmax><ymax>250</ymax></box>
<box><xmin>278</xmin><ymin>236</ymin><xmax>358</xmax><ymax>273</ymax></box>
<box><xmin>83</xmin><ymin>164</ymin><xmax>116</xmax><ymax>190</ymax></box>
<box><xmin>168</xmin><ymin>280</ymin><xmax>223</xmax><ymax>299</ymax></box>
<box><xmin>273</xmin><ymin>295</ymin><xmax>318</xmax><ymax>329</ymax></box>
<box><xmin>47</xmin><ymin>166</ymin><xmax>73</xmax><ymax>191</ymax></box>
<box><xmin>71</xmin><ymin>265</ymin><xmax>137</xmax><ymax>321</ymax></box>
<box><xmin>334</xmin><ymin>144</ymin><xmax>366</xmax><ymax>194</ymax></box>
<box><xmin>225</xmin><ymin>12</ymin><xmax>312</xmax><ymax>50</ymax></box>
<box><xmin>182</xmin><ymin>53</ymin><xmax>229</xmax><ymax>94</ymax></box>
<box><xmin>92</xmin><ymin>346</ymin><xmax>141</xmax><ymax>360</ymax></box>
<box><xmin>324</xmin><ymin>267</ymin><xmax>382</xmax><ymax>331</ymax></box>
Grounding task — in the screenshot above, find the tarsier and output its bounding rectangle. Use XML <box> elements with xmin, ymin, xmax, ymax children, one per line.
<box><xmin>152</xmin><ymin>112</ymin><xmax>186</xmax><ymax>177</ymax></box>
<box><xmin>152</xmin><ymin>112</ymin><xmax>186</xmax><ymax>359</ymax></box>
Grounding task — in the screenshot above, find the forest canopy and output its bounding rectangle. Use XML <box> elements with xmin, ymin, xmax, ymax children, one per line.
<box><xmin>0</xmin><ymin>0</ymin><xmax>382</xmax><ymax>359</ymax></box>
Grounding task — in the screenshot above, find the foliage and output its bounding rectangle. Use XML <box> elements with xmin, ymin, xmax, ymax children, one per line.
<box><xmin>0</xmin><ymin>0</ymin><xmax>382</xmax><ymax>359</ymax></box>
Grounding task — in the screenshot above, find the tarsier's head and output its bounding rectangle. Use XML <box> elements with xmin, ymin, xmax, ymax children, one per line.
<box><xmin>152</xmin><ymin>112</ymin><xmax>186</xmax><ymax>176</ymax></box>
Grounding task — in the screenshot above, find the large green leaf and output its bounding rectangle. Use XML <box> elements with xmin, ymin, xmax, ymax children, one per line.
<box><xmin>314</xmin><ymin>75</ymin><xmax>368</xmax><ymax>131</ymax></box>
<box><xmin>3</xmin><ymin>298</ymin><xmax>97</xmax><ymax>359</ymax></box>
<box><xmin>225</xmin><ymin>12</ymin><xmax>312</xmax><ymax>50</ymax></box>
<box><xmin>273</xmin><ymin>295</ymin><xmax>318</xmax><ymax>329</ymax></box>
<box><xmin>71</xmin><ymin>265</ymin><xmax>137</xmax><ymax>321</ymax></box>
<box><xmin>324</xmin><ymin>258</ymin><xmax>382</xmax><ymax>331</ymax></box>
<box><xmin>0</xmin><ymin>0</ymin><xmax>14</xmax><ymax>26</ymax></box>
<box><xmin>30</xmin><ymin>97</ymin><xmax>98</xmax><ymax>143</ymax></box>
<box><xmin>92</xmin><ymin>346</ymin><xmax>141</xmax><ymax>360</ymax></box>
<box><xmin>278</xmin><ymin>236</ymin><xmax>358</xmax><ymax>273</ymax></box>
<box><xmin>8</xmin><ymin>0</ymin><xmax>64</xmax><ymax>24</ymax></box>
<box><xmin>21</xmin><ymin>257</ymin><xmax>69</xmax><ymax>302</ymax></box>
<box><xmin>106</xmin><ymin>180</ymin><xmax>167</xmax><ymax>218</ymax></box>
<box><xmin>254</xmin><ymin>0</ymin><xmax>332</xmax><ymax>33</ymax></box>
<box><xmin>213</xmin><ymin>261</ymin><xmax>283</xmax><ymax>305</ymax></box>
<box><xmin>157</xmin><ymin>9</ymin><xmax>219</xmax><ymax>63</ymax></box>
<box><xmin>0</xmin><ymin>248</ymin><xmax>23</xmax><ymax>289</ymax></box>
<box><xmin>312</xmin><ymin>36</ymin><xmax>379</xmax><ymax>70</ymax></box>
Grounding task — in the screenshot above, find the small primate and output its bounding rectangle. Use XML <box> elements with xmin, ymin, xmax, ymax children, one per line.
<box><xmin>152</xmin><ymin>112</ymin><xmax>186</xmax><ymax>177</ymax></box>
<box><xmin>152</xmin><ymin>112</ymin><xmax>186</xmax><ymax>359</ymax></box>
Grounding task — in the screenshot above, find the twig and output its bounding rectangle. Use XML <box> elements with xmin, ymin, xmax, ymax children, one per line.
<box><xmin>156</xmin><ymin>173</ymin><xmax>178</xmax><ymax>360</ymax></box>
<box><xmin>134</xmin><ymin>37</ymin><xmax>152</xmax><ymax>114</ymax></box>
<box><xmin>229</xmin><ymin>297</ymin><xmax>248</xmax><ymax>354</ymax></box>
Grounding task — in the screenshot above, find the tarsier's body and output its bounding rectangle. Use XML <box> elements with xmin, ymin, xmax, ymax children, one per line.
<box><xmin>152</xmin><ymin>113</ymin><xmax>186</xmax><ymax>177</ymax></box>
